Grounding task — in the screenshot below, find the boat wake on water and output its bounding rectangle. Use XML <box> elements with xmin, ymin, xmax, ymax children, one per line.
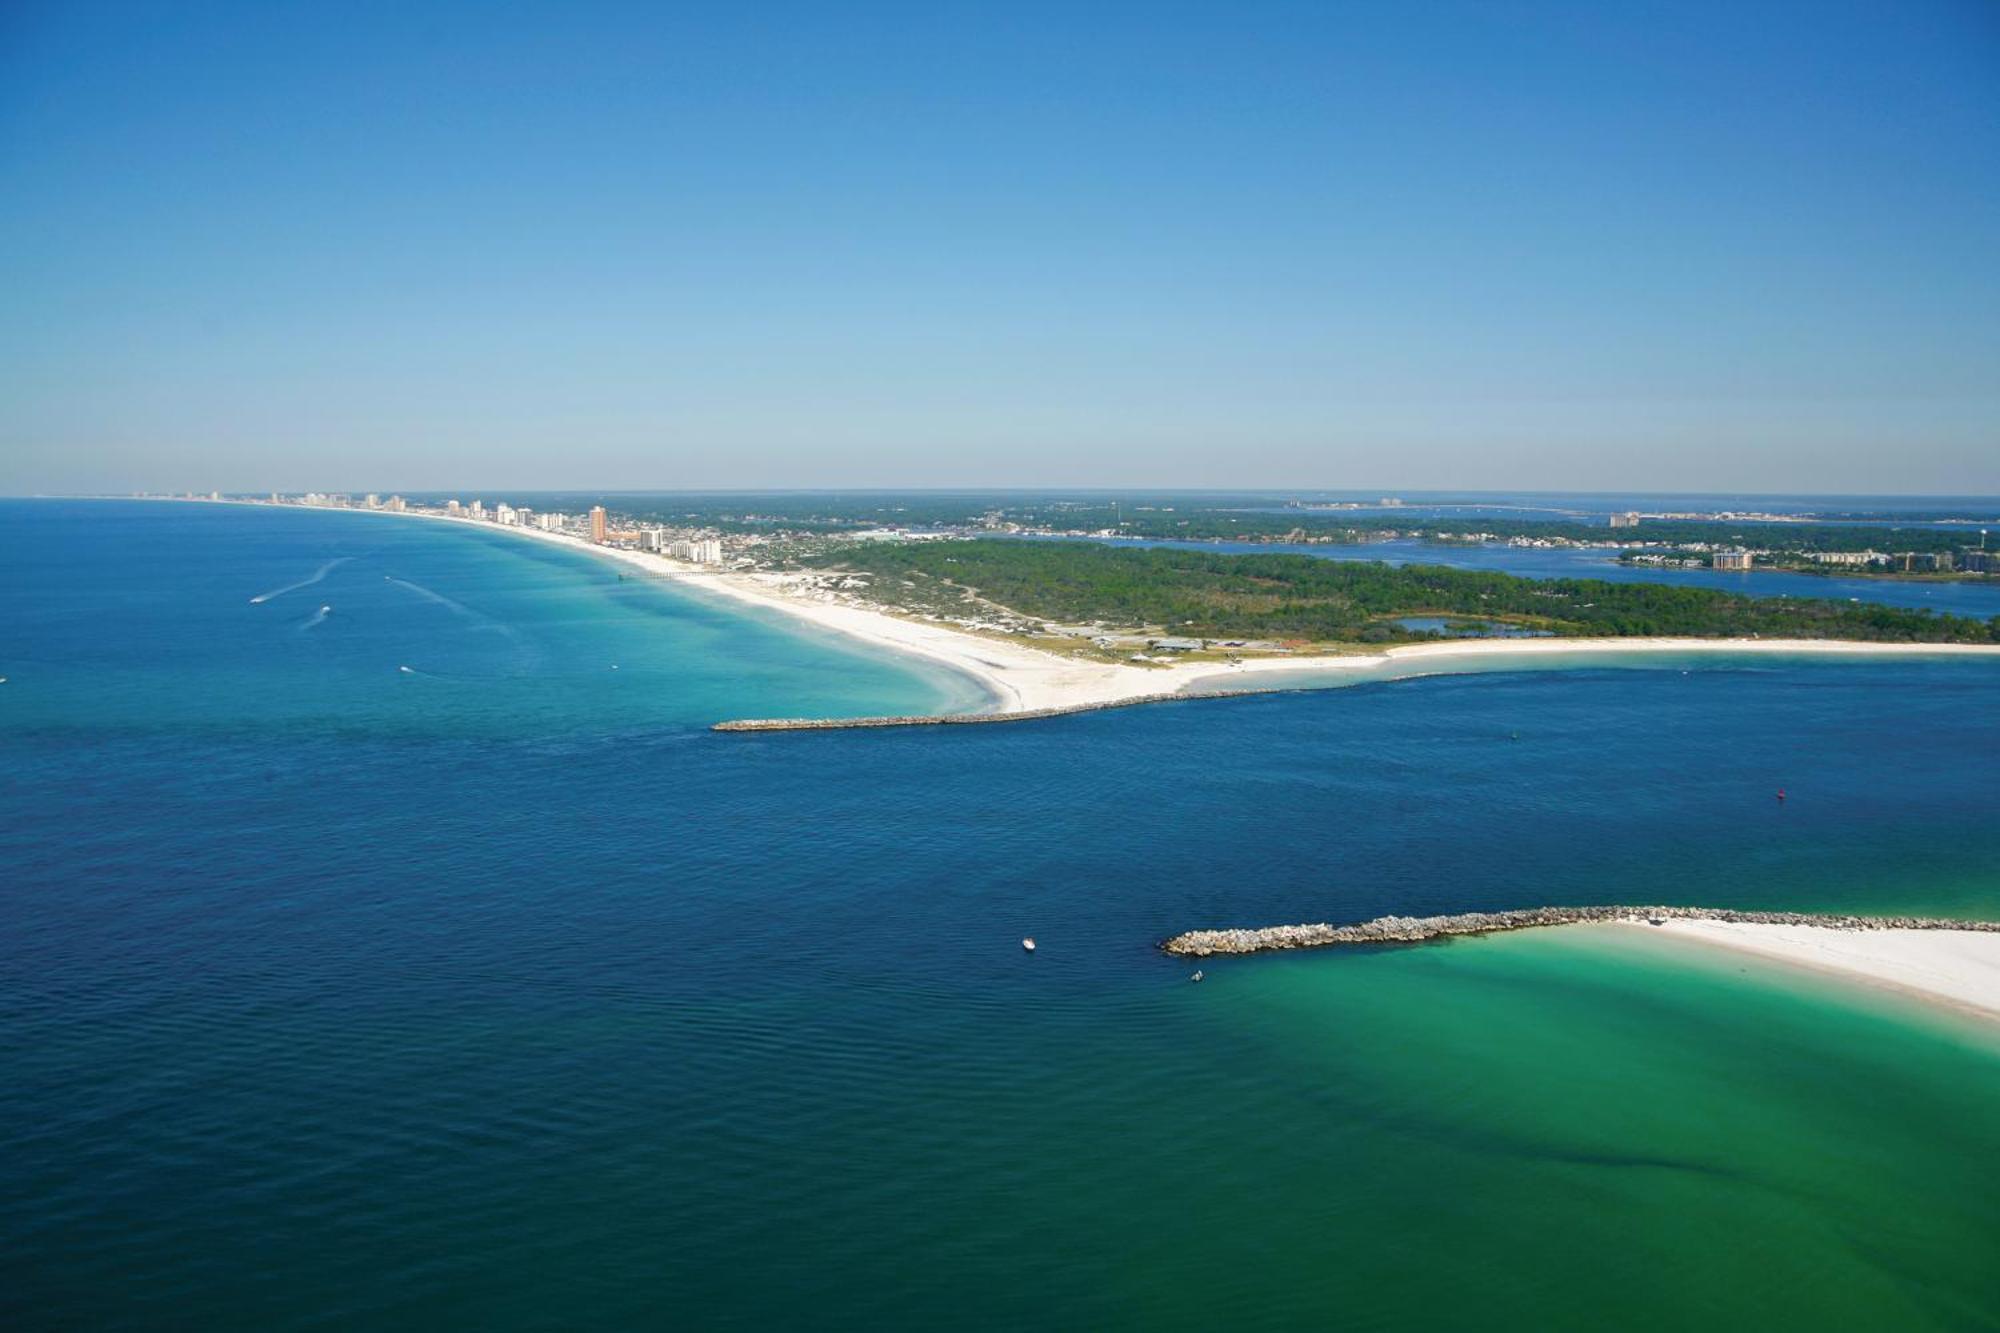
<box><xmin>382</xmin><ymin>576</ymin><xmax>544</xmax><ymax>678</ymax></box>
<box><xmin>382</xmin><ymin>574</ymin><xmax>463</xmax><ymax>609</ymax></box>
<box><xmin>382</xmin><ymin>575</ymin><xmax>525</xmax><ymax>641</ymax></box>
<box><xmin>249</xmin><ymin>556</ymin><xmax>352</xmax><ymax>604</ymax></box>
<box><xmin>298</xmin><ymin>604</ymin><xmax>333</xmax><ymax>631</ymax></box>
<box><xmin>392</xmin><ymin>662</ymin><xmax>526</xmax><ymax>683</ymax></box>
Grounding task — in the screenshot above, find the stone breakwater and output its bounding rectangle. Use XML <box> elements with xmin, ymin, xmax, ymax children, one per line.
<box><xmin>713</xmin><ymin>691</ymin><xmax>1258</xmax><ymax>732</ymax></box>
<box><xmin>1161</xmin><ymin>905</ymin><xmax>2000</xmax><ymax>957</ymax></box>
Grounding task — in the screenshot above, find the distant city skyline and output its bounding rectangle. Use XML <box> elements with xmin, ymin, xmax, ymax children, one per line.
<box><xmin>4</xmin><ymin>1</ymin><xmax>1997</xmax><ymax>495</ymax></box>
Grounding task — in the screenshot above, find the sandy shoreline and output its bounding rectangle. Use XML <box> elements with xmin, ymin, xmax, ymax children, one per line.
<box><xmin>402</xmin><ymin>511</ymin><xmax>1139</xmax><ymax>712</ymax></box>
<box><xmin>606</xmin><ymin>498</ymin><xmax>2000</xmax><ymax>1026</ymax></box>
<box><xmin>1168</xmin><ymin>903</ymin><xmax>2000</xmax><ymax>1028</ymax></box>
<box><xmin>177</xmin><ymin>498</ymin><xmax>2000</xmax><ymax>715</ymax></box>
<box><xmin>376</xmin><ymin>507</ymin><xmax>2000</xmax><ymax>714</ymax></box>
<box><xmin>1636</xmin><ymin>920</ymin><xmax>2000</xmax><ymax>1025</ymax></box>
<box><xmin>129</xmin><ymin>501</ymin><xmax>2000</xmax><ymax>1025</ymax></box>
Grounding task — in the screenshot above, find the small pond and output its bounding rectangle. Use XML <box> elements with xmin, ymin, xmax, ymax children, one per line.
<box><xmin>1391</xmin><ymin>616</ymin><xmax>1554</xmax><ymax>638</ymax></box>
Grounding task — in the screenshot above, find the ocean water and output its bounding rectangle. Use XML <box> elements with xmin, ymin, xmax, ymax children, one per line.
<box><xmin>5</xmin><ymin>500</ymin><xmax>2000</xmax><ymax>1331</ymax></box>
<box><xmin>1</xmin><ymin>501</ymin><xmax>986</xmax><ymax>738</ymax></box>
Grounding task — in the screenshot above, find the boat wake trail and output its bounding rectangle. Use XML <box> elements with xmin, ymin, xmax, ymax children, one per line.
<box><xmin>298</xmin><ymin>604</ymin><xmax>333</xmax><ymax>632</ymax></box>
<box><xmin>382</xmin><ymin>574</ymin><xmax>463</xmax><ymax>611</ymax></box>
<box><xmin>250</xmin><ymin>557</ymin><xmax>352</xmax><ymax>604</ymax></box>
<box><xmin>394</xmin><ymin>662</ymin><xmax>524</xmax><ymax>683</ymax></box>
<box><xmin>383</xmin><ymin>575</ymin><xmax>527</xmax><ymax>645</ymax></box>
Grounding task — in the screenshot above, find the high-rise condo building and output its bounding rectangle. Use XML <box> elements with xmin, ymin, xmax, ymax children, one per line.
<box><xmin>590</xmin><ymin>506</ymin><xmax>608</xmax><ymax>544</ymax></box>
<box><xmin>669</xmin><ymin>537</ymin><xmax>724</xmax><ymax>564</ymax></box>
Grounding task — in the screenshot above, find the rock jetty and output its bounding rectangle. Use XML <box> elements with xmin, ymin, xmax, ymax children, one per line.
<box><xmin>1160</xmin><ymin>905</ymin><xmax>2000</xmax><ymax>957</ymax></box>
<box><xmin>713</xmin><ymin>691</ymin><xmax>1255</xmax><ymax>732</ymax></box>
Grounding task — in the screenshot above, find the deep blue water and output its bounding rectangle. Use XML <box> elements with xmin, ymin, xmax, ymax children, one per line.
<box><xmin>6</xmin><ymin>501</ymin><xmax>2000</xmax><ymax>1330</ymax></box>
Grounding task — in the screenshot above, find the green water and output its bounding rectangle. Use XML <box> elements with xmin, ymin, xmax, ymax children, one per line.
<box><xmin>1160</xmin><ymin>929</ymin><xmax>2000</xmax><ymax>1330</ymax></box>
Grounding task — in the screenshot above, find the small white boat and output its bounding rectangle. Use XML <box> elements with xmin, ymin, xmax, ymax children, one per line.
<box><xmin>1191</xmin><ymin>970</ymin><xmax>1204</xmax><ymax>983</ymax></box>
<box><xmin>1022</xmin><ymin>937</ymin><xmax>1036</xmax><ymax>952</ymax></box>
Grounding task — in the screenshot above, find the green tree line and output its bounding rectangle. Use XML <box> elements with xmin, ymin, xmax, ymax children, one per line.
<box><xmin>806</xmin><ymin>540</ymin><xmax>2000</xmax><ymax>643</ymax></box>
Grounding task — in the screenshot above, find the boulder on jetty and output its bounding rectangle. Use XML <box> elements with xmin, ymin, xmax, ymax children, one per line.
<box><xmin>1160</xmin><ymin>905</ymin><xmax>2000</xmax><ymax>957</ymax></box>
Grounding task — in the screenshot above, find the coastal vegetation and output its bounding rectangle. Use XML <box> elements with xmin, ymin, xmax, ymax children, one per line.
<box><xmin>418</xmin><ymin>491</ymin><xmax>1996</xmax><ymax>567</ymax></box>
<box><xmin>803</xmin><ymin>540</ymin><xmax>2000</xmax><ymax>644</ymax></box>
<box><xmin>996</xmin><ymin>509</ymin><xmax>1992</xmax><ymax>555</ymax></box>
<box><xmin>376</xmin><ymin>489</ymin><xmax>1996</xmax><ymax>575</ymax></box>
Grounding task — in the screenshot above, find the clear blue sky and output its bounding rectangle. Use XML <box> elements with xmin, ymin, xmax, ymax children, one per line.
<box><xmin>3</xmin><ymin>1</ymin><xmax>1996</xmax><ymax>494</ymax></box>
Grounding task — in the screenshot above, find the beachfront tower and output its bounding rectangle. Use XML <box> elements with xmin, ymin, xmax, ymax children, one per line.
<box><xmin>590</xmin><ymin>506</ymin><xmax>608</xmax><ymax>544</ymax></box>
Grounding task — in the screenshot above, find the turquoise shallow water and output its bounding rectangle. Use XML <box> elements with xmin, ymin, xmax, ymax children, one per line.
<box><xmin>2</xmin><ymin>500</ymin><xmax>986</xmax><ymax>738</ymax></box>
<box><xmin>4</xmin><ymin>500</ymin><xmax>1999</xmax><ymax>1330</ymax></box>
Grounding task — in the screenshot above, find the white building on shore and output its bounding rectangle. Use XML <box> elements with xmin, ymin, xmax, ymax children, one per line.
<box><xmin>670</xmin><ymin>538</ymin><xmax>723</xmax><ymax>564</ymax></box>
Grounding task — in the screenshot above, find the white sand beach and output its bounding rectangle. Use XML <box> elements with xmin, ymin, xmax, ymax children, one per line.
<box><xmin>406</xmin><ymin>512</ymin><xmax>2000</xmax><ymax>714</ymax></box>
<box><xmin>296</xmin><ymin>504</ymin><xmax>2000</xmax><ymax>716</ymax></box>
<box><xmin>219</xmin><ymin>502</ymin><xmax>2000</xmax><ymax>1024</ymax></box>
<box><xmin>1635</xmin><ymin>920</ymin><xmax>2000</xmax><ymax>1023</ymax></box>
<box><xmin>421</xmin><ymin>514</ymin><xmax>1160</xmax><ymax>711</ymax></box>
